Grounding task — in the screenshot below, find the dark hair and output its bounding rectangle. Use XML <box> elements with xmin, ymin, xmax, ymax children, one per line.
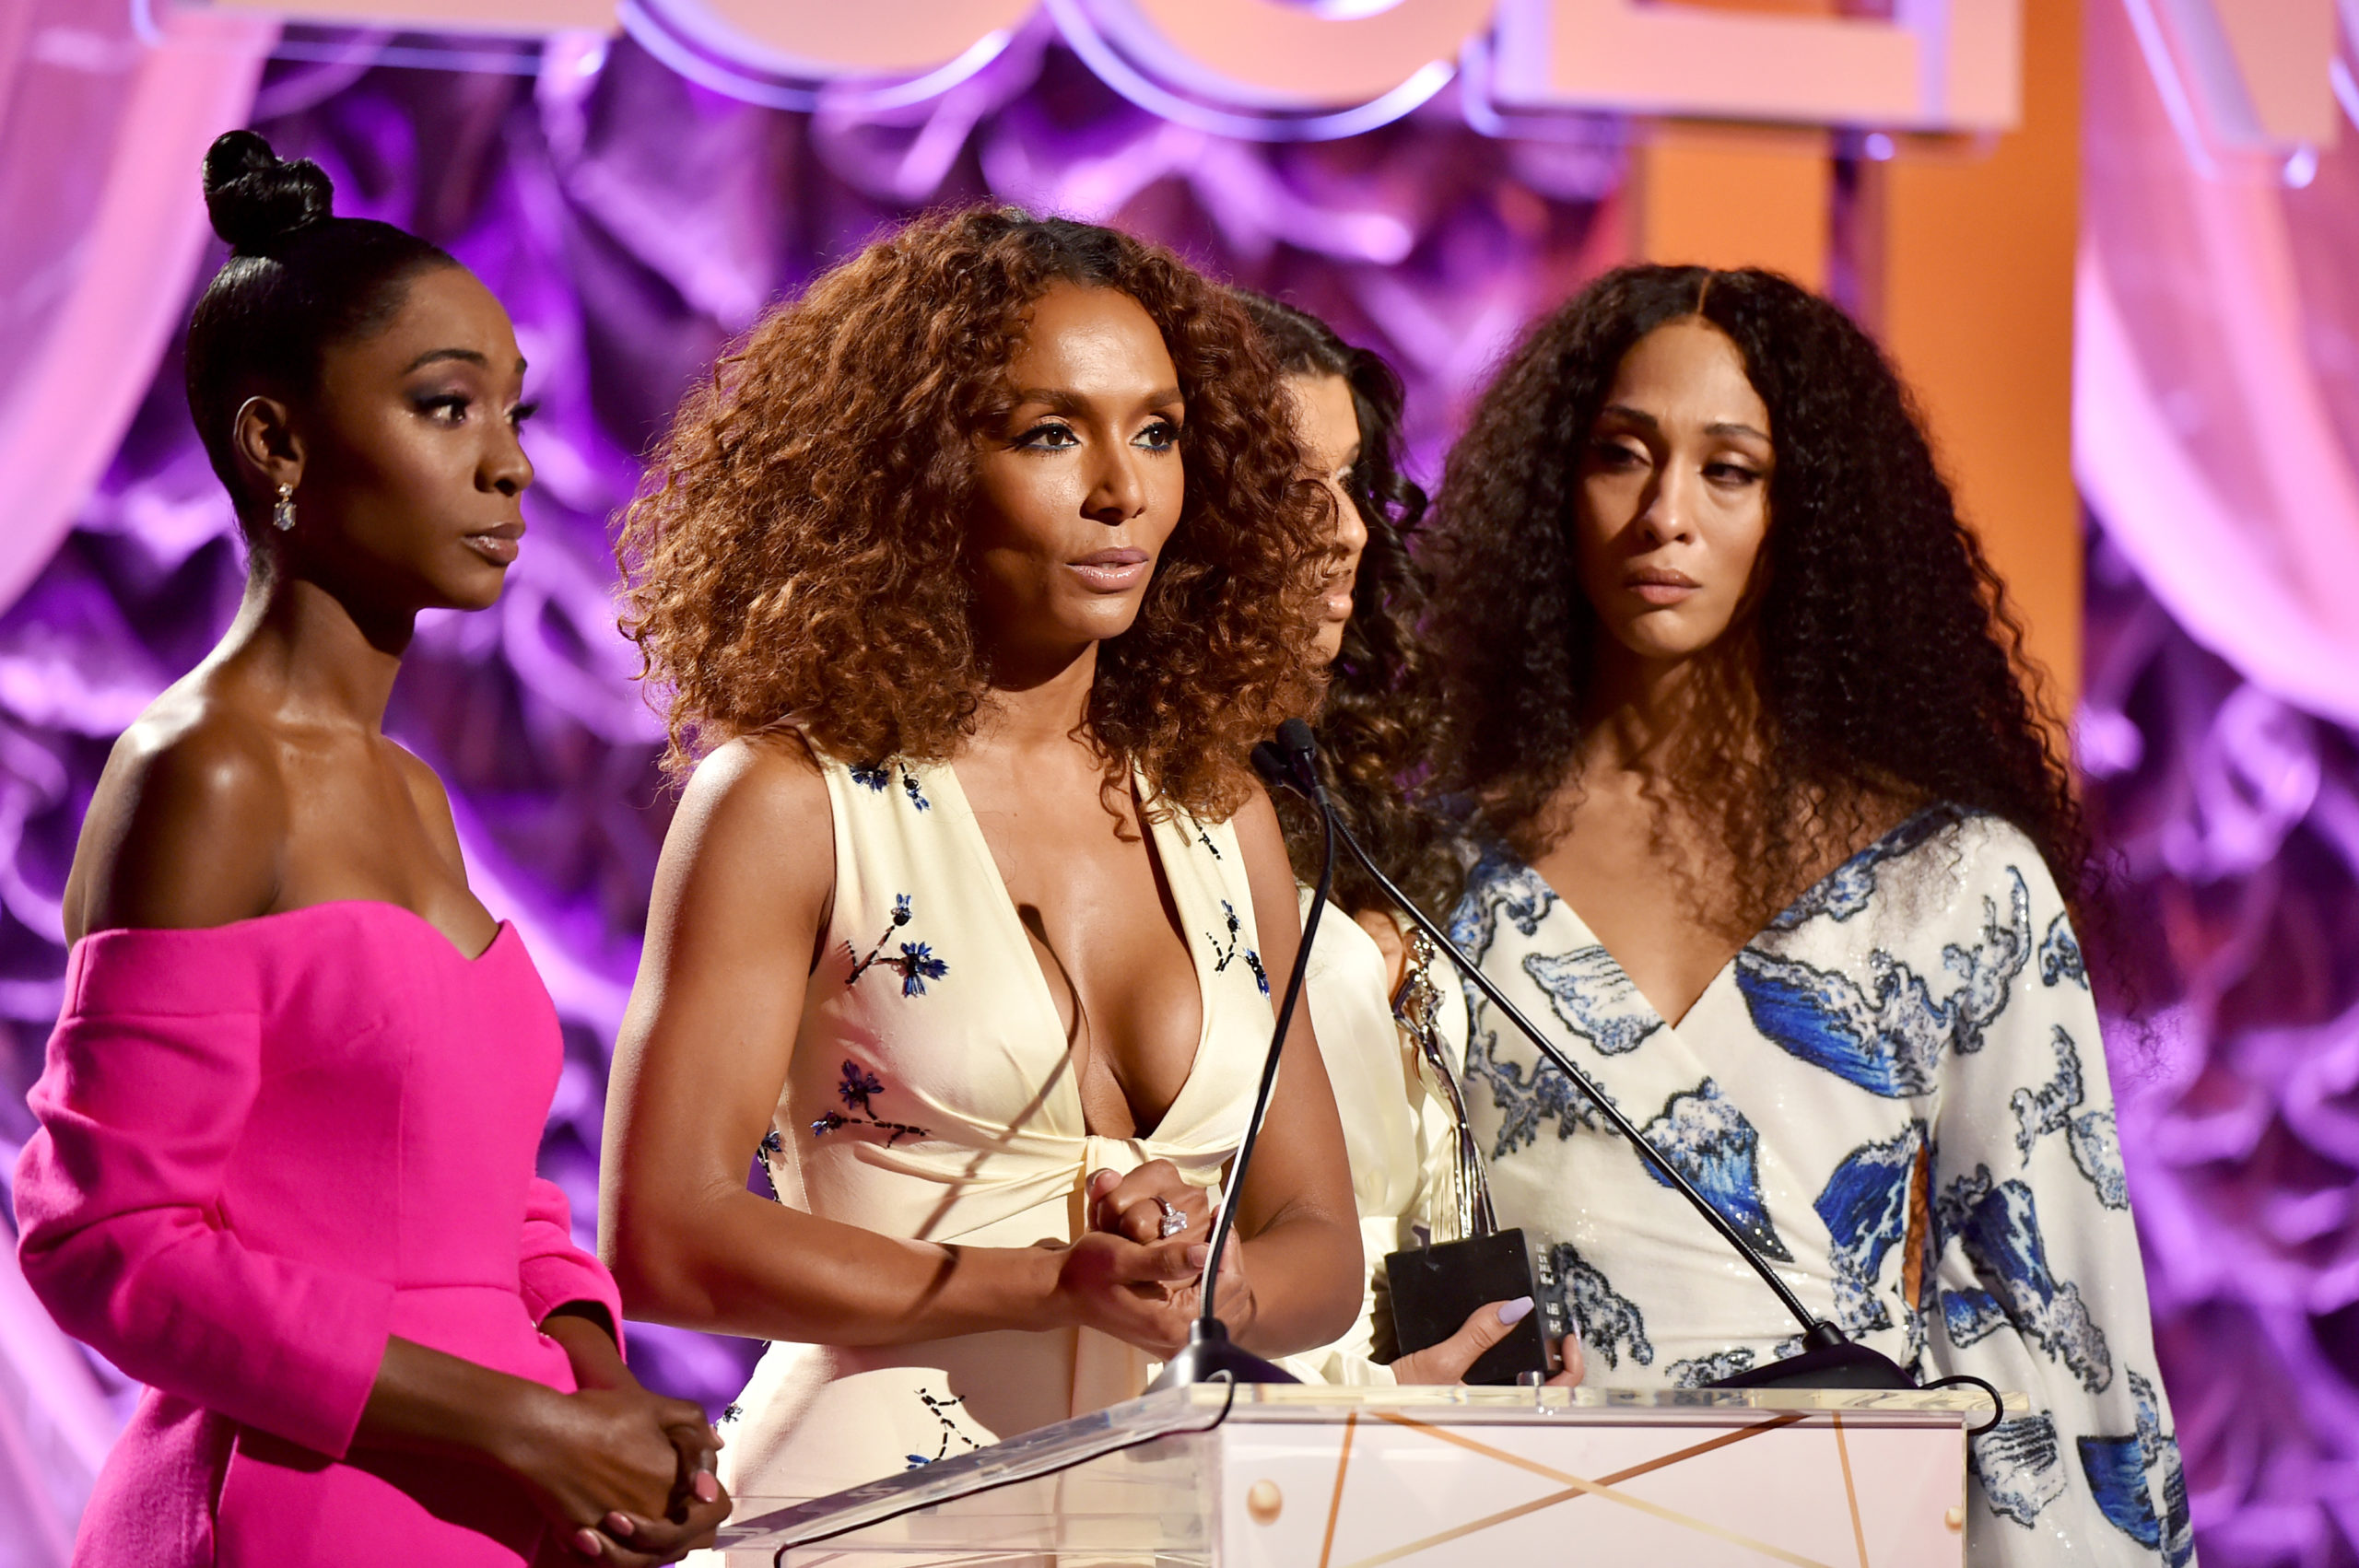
<box><xmin>618</xmin><ymin>208</ymin><xmax>1328</xmax><ymax>824</ymax></box>
<box><xmin>1426</xmin><ymin>263</ymin><xmax>2083</xmax><ymax>919</ymax></box>
<box><xmin>1229</xmin><ymin>288</ymin><xmax>1456</xmax><ymax>918</ymax></box>
<box><xmin>184</xmin><ymin>130</ymin><xmax>454</xmax><ymax>524</ymax></box>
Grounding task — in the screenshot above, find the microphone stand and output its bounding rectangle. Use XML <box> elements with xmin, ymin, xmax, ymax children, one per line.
<box><xmin>1145</xmin><ymin>741</ymin><xmax>1337</xmax><ymax>1389</ymax></box>
<box><xmin>1263</xmin><ymin>722</ymin><xmax>1910</xmax><ymax>1391</ymax></box>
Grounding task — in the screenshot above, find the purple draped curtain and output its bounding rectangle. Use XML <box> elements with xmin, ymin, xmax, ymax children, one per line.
<box><xmin>0</xmin><ymin>5</ymin><xmax>276</xmax><ymax>1558</ymax></box>
<box><xmin>1</xmin><ymin>5</ymin><xmax>2357</xmax><ymax>1563</ymax></box>
<box><xmin>2075</xmin><ymin>4</ymin><xmax>2359</xmax><ymax>1562</ymax></box>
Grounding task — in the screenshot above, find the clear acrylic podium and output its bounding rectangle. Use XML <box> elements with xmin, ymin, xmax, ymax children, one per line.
<box><xmin>718</xmin><ymin>1382</ymin><xmax>2001</xmax><ymax>1566</ymax></box>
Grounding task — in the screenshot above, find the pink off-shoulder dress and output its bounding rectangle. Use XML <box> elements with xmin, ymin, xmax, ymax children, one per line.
<box><xmin>11</xmin><ymin>900</ymin><xmax>624</xmax><ymax>1567</ymax></box>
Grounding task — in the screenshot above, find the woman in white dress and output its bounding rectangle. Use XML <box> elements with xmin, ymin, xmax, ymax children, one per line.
<box><xmin>1423</xmin><ymin>264</ymin><xmax>2192</xmax><ymax>1567</ymax></box>
<box><xmin>1227</xmin><ymin>290</ymin><xmax>1581</xmax><ymax>1386</ymax></box>
<box><xmin>596</xmin><ymin>211</ymin><xmax>1363</xmax><ymax>1525</ymax></box>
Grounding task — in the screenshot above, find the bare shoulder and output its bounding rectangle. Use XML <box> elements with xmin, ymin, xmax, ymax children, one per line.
<box><xmin>648</xmin><ymin>733</ymin><xmax>835</xmax><ymax>939</ymax></box>
<box><xmin>673</xmin><ymin>732</ymin><xmax>830</xmax><ymax>845</ymax></box>
<box><xmin>69</xmin><ymin>702</ymin><xmax>289</xmax><ymax>939</ymax></box>
<box><xmin>1225</xmin><ymin>782</ymin><xmax>1290</xmax><ymax>875</ymax></box>
<box><xmin>384</xmin><ymin>740</ymin><xmax>464</xmax><ymax>863</ymax></box>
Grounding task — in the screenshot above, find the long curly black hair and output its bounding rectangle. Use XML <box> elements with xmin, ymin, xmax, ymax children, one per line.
<box><xmin>1230</xmin><ymin>289</ymin><xmax>1458</xmax><ymax>919</ymax></box>
<box><xmin>1426</xmin><ymin>263</ymin><xmax>2084</xmax><ymax>919</ymax></box>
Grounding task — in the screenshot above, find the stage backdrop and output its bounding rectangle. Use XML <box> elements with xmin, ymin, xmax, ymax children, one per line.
<box><xmin>1</xmin><ymin>5</ymin><xmax>2356</xmax><ymax>1565</ymax></box>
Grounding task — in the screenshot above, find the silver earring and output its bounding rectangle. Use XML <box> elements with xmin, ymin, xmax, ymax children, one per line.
<box><xmin>272</xmin><ymin>483</ymin><xmax>296</xmax><ymax>532</ymax></box>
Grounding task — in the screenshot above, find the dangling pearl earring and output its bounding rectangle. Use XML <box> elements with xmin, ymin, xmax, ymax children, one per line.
<box><xmin>272</xmin><ymin>483</ymin><xmax>296</xmax><ymax>532</ymax></box>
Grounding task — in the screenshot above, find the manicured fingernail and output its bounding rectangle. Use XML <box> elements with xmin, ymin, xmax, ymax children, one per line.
<box><xmin>603</xmin><ymin>1511</ymin><xmax>635</xmax><ymax>1537</ymax></box>
<box><xmin>573</xmin><ymin>1527</ymin><xmax>604</xmax><ymax>1557</ymax></box>
<box><xmin>695</xmin><ymin>1471</ymin><xmax>721</xmax><ymax>1503</ymax></box>
<box><xmin>1496</xmin><ymin>1295</ymin><xmax>1534</xmax><ymax>1326</ymax></box>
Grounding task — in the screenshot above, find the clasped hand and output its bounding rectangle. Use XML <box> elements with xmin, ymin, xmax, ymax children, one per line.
<box><xmin>522</xmin><ymin>1316</ymin><xmax>734</xmax><ymax>1563</ymax></box>
<box><xmin>1050</xmin><ymin>1162</ymin><xmax>1245</xmax><ymax>1357</ymax></box>
<box><xmin>1069</xmin><ymin>1161</ymin><xmax>1584</xmax><ymax>1387</ymax></box>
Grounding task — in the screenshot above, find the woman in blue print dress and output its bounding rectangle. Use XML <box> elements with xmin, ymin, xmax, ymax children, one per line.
<box><xmin>1421</xmin><ymin>264</ymin><xmax>2192</xmax><ymax>1567</ymax></box>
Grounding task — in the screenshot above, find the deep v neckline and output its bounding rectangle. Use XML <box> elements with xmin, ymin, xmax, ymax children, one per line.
<box><xmin>929</xmin><ymin>761</ymin><xmax>1218</xmax><ymax>1141</ymax></box>
<box><xmin>1526</xmin><ymin>806</ymin><xmax>1951</xmax><ymax>1036</ymax></box>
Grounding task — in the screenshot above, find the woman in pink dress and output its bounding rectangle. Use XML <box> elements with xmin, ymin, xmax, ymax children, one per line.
<box><xmin>10</xmin><ymin>132</ymin><xmax>729</xmax><ymax>1567</ymax></box>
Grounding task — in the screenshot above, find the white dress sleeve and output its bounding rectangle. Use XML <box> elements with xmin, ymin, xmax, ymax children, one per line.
<box><xmin>1927</xmin><ymin>822</ymin><xmax>2195</xmax><ymax>1567</ymax></box>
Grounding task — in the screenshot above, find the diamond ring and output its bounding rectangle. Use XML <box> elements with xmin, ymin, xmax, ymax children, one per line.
<box><xmin>1155</xmin><ymin>1196</ymin><xmax>1189</xmax><ymax>1238</ymax></box>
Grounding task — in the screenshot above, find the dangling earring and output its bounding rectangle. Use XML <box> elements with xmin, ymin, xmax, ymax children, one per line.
<box><xmin>272</xmin><ymin>483</ymin><xmax>296</xmax><ymax>532</ymax></box>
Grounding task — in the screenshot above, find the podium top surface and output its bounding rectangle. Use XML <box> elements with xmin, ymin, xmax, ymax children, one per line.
<box><xmin>1150</xmin><ymin>1381</ymin><xmax>2013</xmax><ymax>1418</ymax></box>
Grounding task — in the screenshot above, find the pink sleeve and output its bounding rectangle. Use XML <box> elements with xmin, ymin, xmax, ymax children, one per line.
<box><xmin>11</xmin><ymin>947</ymin><xmax>393</xmax><ymax>1459</ymax></box>
<box><xmin>518</xmin><ymin>1176</ymin><xmax>626</xmax><ymax>1357</ymax></box>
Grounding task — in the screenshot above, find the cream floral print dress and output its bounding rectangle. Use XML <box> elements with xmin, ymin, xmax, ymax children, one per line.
<box><xmin>712</xmin><ymin>753</ymin><xmax>1278</xmax><ymax>1514</ymax></box>
<box><xmin>1453</xmin><ymin>806</ymin><xmax>2194</xmax><ymax>1568</ymax></box>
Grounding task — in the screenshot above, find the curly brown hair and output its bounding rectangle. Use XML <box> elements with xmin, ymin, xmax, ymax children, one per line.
<box><xmin>617</xmin><ymin>208</ymin><xmax>1328</xmax><ymax>820</ymax></box>
<box><xmin>1229</xmin><ymin>288</ymin><xmax>1459</xmax><ymax>919</ymax></box>
<box><xmin>1426</xmin><ymin>264</ymin><xmax>2084</xmax><ymax>923</ymax></box>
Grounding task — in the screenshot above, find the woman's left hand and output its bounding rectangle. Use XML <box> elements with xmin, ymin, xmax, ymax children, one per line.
<box><xmin>1085</xmin><ymin>1164</ymin><xmax>1255</xmax><ymax>1333</ymax></box>
<box><xmin>541</xmin><ymin>1306</ymin><xmax>732</xmax><ymax>1562</ymax></box>
<box><xmin>1086</xmin><ymin>1162</ymin><xmax>1214</xmax><ymax>1247</ymax></box>
<box><xmin>1389</xmin><ymin>1297</ymin><xmax>1585</xmax><ymax>1387</ymax></box>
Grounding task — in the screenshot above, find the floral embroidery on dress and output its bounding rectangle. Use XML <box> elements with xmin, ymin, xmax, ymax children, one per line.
<box><xmin>811</xmin><ymin>1059</ymin><xmax>931</xmax><ymax>1144</ymax></box>
<box><xmin>1205</xmin><ymin>899</ymin><xmax>1270</xmax><ymax>994</ymax></box>
<box><xmin>905</xmin><ymin>1388</ymin><xmax>983</xmax><ymax>1469</ymax></box>
<box><xmin>846</xmin><ymin>894</ymin><xmax>949</xmax><ymax>996</ymax></box>
<box><xmin>1197</xmin><ymin>827</ymin><xmax>1222</xmax><ymax>860</ymax></box>
<box><xmin>756</xmin><ymin>1128</ymin><xmax>786</xmax><ymax>1200</ymax></box>
<box><xmin>851</xmin><ymin>761</ymin><xmax>931</xmax><ymax>811</ymax></box>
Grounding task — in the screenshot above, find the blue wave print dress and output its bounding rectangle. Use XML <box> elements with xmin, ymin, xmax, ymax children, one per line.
<box><xmin>1451</xmin><ymin>806</ymin><xmax>2192</xmax><ymax>1567</ymax></box>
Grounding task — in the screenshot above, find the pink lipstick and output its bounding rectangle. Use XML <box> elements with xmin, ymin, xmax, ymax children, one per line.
<box><xmin>1070</xmin><ymin>546</ymin><xmax>1150</xmax><ymax>593</ymax></box>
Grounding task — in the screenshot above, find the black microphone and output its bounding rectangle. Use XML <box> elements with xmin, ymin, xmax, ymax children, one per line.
<box><xmin>1145</xmin><ymin>730</ymin><xmax>1339</xmax><ymax>1389</ymax></box>
<box><xmin>1260</xmin><ymin>735</ymin><xmax>1912</xmax><ymax>1392</ymax></box>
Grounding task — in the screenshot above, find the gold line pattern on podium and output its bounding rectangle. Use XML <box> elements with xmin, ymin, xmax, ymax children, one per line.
<box><xmin>1309</xmin><ymin>1408</ymin><xmax>1868</xmax><ymax>1568</ymax></box>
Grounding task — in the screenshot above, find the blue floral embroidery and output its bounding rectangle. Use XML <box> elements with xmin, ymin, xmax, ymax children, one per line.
<box><xmin>811</xmin><ymin>1059</ymin><xmax>931</xmax><ymax>1145</ymax></box>
<box><xmin>756</xmin><ymin>1128</ymin><xmax>786</xmax><ymax>1200</ymax></box>
<box><xmin>1205</xmin><ymin>899</ymin><xmax>1270</xmax><ymax>994</ymax></box>
<box><xmin>1197</xmin><ymin>827</ymin><xmax>1222</xmax><ymax>860</ymax></box>
<box><xmin>846</xmin><ymin>895</ymin><xmax>948</xmax><ymax>997</ymax></box>
<box><xmin>905</xmin><ymin>1388</ymin><xmax>981</xmax><ymax>1469</ymax></box>
<box><xmin>851</xmin><ymin>762</ymin><xmax>930</xmax><ymax>811</ymax></box>
<box><xmin>889</xmin><ymin>942</ymin><xmax>947</xmax><ymax>996</ymax></box>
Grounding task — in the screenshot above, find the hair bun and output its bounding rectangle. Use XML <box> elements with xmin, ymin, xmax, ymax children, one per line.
<box><xmin>203</xmin><ymin>129</ymin><xmax>333</xmax><ymax>254</ymax></box>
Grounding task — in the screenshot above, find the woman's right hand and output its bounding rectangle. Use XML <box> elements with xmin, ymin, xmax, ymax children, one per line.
<box><xmin>495</xmin><ymin>1382</ymin><xmax>730</xmax><ymax>1563</ymax></box>
<box><xmin>1046</xmin><ymin>1229</ymin><xmax>1223</xmax><ymax>1358</ymax></box>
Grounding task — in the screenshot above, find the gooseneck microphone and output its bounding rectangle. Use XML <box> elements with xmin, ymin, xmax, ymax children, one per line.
<box><xmin>1146</xmin><ymin>726</ymin><xmax>1339</xmax><ymax>1389</ymax></box>
<box><xmin>1260</xmin><ymin>719</ymin><xmax>1911</xmax><ymax>1391</ymax></box>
